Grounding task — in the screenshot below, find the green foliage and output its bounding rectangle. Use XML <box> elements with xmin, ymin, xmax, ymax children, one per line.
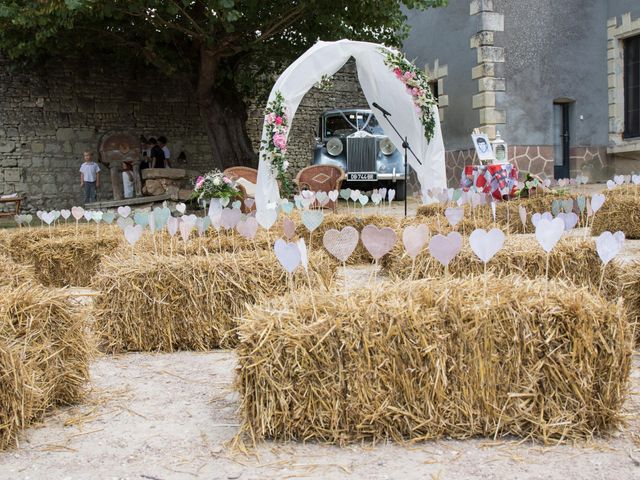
<box><xmin>0</xmin><ymin>0</ymin><xmax>448</xmax><ymax>98</ymax></box>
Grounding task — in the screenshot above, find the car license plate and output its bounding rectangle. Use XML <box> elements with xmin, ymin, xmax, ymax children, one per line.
<box><xmin>347</xmin><ymin>172</ymin><xmax>377</xmax><ymax>181</ymax></box>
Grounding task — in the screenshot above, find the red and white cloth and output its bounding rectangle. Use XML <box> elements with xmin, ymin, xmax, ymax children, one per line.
<box><xmin>461</xmin><ymin>163</ymin><xmax>519</xmax><ymax>200</ymax></box>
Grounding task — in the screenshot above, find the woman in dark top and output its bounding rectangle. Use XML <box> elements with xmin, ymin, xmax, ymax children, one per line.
<box><xmin>148</xmin><ymin>137</ymin><xmax>166</xmax><ymax>168</ymax></box>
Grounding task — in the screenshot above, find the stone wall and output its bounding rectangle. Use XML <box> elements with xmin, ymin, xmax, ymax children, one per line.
<box><xmin>0</xmin><ymin>56</ymin><xmax>211</xmax><ymax>213</ymax></box>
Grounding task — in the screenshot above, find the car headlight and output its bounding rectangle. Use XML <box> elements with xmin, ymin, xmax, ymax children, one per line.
<box><xmin>326</xmin><ymin>137</ymin><xmax>343</xmax><ymax>156</ymax></box>
<box><xmin>379</xmin><ymin>137</ymin><xmax>396</xmax><ymax>155</ymax></box>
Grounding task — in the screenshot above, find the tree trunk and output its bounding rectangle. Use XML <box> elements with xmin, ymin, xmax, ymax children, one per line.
<box><xmin>195</xmin><ymin>48</ymin><xmax>256</xmax><ymax>171</ymax></box>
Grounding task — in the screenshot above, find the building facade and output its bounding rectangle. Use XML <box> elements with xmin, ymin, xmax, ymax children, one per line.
<box><xmin>403</xmin><ymin>0</ymin><xmax>640</xmax><ymax>185</ymax></box>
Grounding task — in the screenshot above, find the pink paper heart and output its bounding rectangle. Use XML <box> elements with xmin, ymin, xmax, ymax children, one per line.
<box><xmin>428</xmin><ymin>232</ymin><xmax>462</xmax><ymax>266</ymax></box>
<box><xmin>402</xmin><ymin>224</ymin><xmax>429</xmax><ymax>259</ymax></box>
<box><xmin>71</xmin><ymin>206</ymin><xmax>84</xmax><ymax>221</ymax></box>
<box><xmin>444</xmin><ymin>207</ymin><xmax>464</xmax><ymax>227</ymax></box>
<box><xmin>361</xmin><ymin>225</ymin><xmax>397</xmax><ymax>260</ymax></box>
<box><xmin>221</xmin><ymin>208</ymin><xmax>242</xmax><ymax>230</ymax></box>
<box><xmin>237</xmin><ymin>216</ymin><xmax>259</xmax><ymax>239</ymax></box>
<box><xmin>322</xmin><ymin>227</ymin><xmax>359</xmax><ymax>262</ymax></box>
<box><xmin>283</xmin><ymin>217</ymin><xmax>296</xmax><ymax>240</ymax></box>
<box><xmin>244</xmin><ymin>198</ymin><xmax>255</xmax><ymax>209</ymax></box>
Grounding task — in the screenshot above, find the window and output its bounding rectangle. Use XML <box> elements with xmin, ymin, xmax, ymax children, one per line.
<box><xmin>624</xmin><ymin>35</ymin><xmax>640</xmax><ymax>138</ymax></box>
<box><xmin>428</xmin><ymin>80</ymin><xmax>439</xmax><ymax>102</ymax></box>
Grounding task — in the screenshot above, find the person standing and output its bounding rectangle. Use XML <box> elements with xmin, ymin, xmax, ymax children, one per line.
<box><xmin>79</xmin><ymin>151</ymin><xmax>100</xmax><ymax>204</ymax></box>
<box><xmin>158</xmin><ymin>136</ymin><xmax>171</xmax><ymax>168</ymax></box>
<box><xmin>122</xmin><ymin>161</ymin><xmax>134</xmax><ymax>199</ymax></box>
<box><xmin>149</xmin><ymin>138</ymin><xmax>166</xmax><ymax>168</ymax></box>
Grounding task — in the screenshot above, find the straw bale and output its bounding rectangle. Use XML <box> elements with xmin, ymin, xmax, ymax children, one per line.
<box><xmin>381</xmin><ymin>236</ymin><xmax>622</xmax><ymax>298</ymax></box>
<box><xmin>237</xmin><ymin>275</ymin><xmax>631</xmax><ymax>445</ymax></box>
<box><xmin>0</xmin><ymin>283</ymin><xmax>93</xmax><ymax>449</ymax></box>
<box><xmin>0</xmin><ymin>255</ymin><xmax>35</xmax><ymax>287</ymax></box>
<box><xmin>591</xmin><ymin>195</ymin><xmax>640</xmax><ymax>239</ymax></box>
<box><xmin>620</xmin><ymin>261</ymin><xmax>640</xmax><ymax>345</ymax></box>
<box><xmin>605</xmin><ymin>185</ymin><xmax>640</xmax><ymax>199</ymax></box>
<box><xmin>93</xmin><ymin>249</ymin><xmax>337</xmax><ymax>352</ymax></box>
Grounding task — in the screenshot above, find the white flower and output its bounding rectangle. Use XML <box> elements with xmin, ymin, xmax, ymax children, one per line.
<box><xmin>213</xmin><ymin>177</ymin><xmax>222</xmax><ymax>186</ymax></box>
<box><xmin>283</xmin><ymin>161</ymin><xmax>289</xmax><ymax>170</ymax></box>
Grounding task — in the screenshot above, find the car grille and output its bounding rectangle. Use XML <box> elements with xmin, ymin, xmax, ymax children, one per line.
<box><xmin>346</xmin><ymin>136</ymin><xmax>377</xmax><ymax>172</ymax></box>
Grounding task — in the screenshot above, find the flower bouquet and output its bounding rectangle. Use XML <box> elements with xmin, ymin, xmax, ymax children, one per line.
<box><xmin>191</xmin><ymin>170</ymin><xmax>241</xmax><ymax>203</ymax></box>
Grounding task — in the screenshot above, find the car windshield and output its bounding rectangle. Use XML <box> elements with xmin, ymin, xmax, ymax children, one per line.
<box><xmin>324</xmin><ymin>112</ymin><xmax>384</xmax><ymax>137</ymax></box>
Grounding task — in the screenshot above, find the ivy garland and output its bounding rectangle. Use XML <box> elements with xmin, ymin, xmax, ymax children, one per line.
<box><xmin>261</xmin><ymin>91</ymin><xmax>293</xmax><ymax>197</ymax></box>
<box><xmin>382</xmin><ymin>49</ymin><xmax>438</xmax><ymax>142</ymax></box>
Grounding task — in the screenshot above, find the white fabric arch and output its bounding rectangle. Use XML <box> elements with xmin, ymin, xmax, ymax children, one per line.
<box><xmin>256</xmin><ymin>39</ymin><xmax>446</xmax><ymax>213</ymax></box>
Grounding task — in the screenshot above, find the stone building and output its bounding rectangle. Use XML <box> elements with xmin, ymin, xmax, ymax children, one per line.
<box><xmin>403</xmin><ymin>0</ymin><xmax>640</xmax><ymax>185</ymax></box>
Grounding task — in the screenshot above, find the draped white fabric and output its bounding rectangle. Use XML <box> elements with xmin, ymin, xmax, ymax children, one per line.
<box><xmin>255</xmin><ymin>39</ymin><xmax>446</xmax><ymax>213</ymax></box>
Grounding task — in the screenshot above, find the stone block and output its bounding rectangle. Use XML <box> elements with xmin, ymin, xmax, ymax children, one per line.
<box><xmin>478</xmin><ymin>12</ymin><xmax>504</xmax><ymax>32</ymax></box>
<box><xmin>472</xmin><ymin>63</ymin><xmax>495</xmax><ymax>79</ymax></box>
<box><xmin>44</xmin><ymin>142</ymin><xmax>62</xmax><ymax>154</ymax></box>
<box><xmin>479</xmin><ymin>108</ymin><xmax>506</xmax><ymax>125</ymax></box>
<box><xmin>4</xmin><ymin>168</ymin><xmax>23</xmax><ymax>183</ymax></box>
<box><xmin>56</xmin><ymin>128</ymin><xmax>76</xmax><ymax>141</ymax></box>
<box><xmin>470</xmin><ymin>31</ymin><xmax>494</xmax><ymax>48</ymax></box>
<box><xmin>95</xmin><ymin>102</ymin><xmax>118</xmax><ymax>114</ymax></box>
<box><xmin>477</xmin><ymin>47</ymin><xmax>504</xmax><ymax>64</ymax></box>
<box><xmin>0</xmin><ymin>141</ymin><xmax>16</xmax><ymax>153</ymax></box>
<box><xmin>479</xmin><ymin>125</ymin><xmax>497</xmax><ymax>140</ymax></box>
<box><xmin>178</xmin><ymin>189</ymin><xmax>193</xmax><ymax>202</ymax></box>
<box><xmin>470</xmin><ymin>0</ymin><xmax>493</xmax><ymax>16</ymax></box>
<box><xmin>438</xmin><ymin>95</ymin><xmax>449</xmax><ymax>108</ymax></box>
<box><xmin>142</xmin><ymin>168</ymin><xmax>188</xmax><ymax>180</ymax></box>
<box><xmin>478</xmin><ymin>77</ymin><xmax>506</xmax><ymax>92</ymax></box>
<box><xmin>42</xmin><ymin>183</ymin><xmax>58</xmax><ymax>195</ymax></box>
<box><xmin>143</xmin><ymin>179</ymin><xmax>166</xmax><ymax>196</ymax></box>
<box><xmin>31</xmin><ymin>141</ymin><xmax>45</xmax><ymax>153</ymax></box>
<box><xmin>1</xmin><ymin>158</ymin><xmax>18</xmax><ymax>167</ymax></box>
<box><xmin>473</xmin><ymin>92</ymin><xmax>496</xmax><ymax>109</ymax></box>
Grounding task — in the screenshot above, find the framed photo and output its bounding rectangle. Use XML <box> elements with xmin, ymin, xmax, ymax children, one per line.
<box><xmin>471</xmin><ymin>133</ymin><xmax>495</xmax><ymax>162</ymax></box>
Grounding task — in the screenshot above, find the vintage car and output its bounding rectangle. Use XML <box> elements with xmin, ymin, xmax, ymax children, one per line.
<box><xmin>312</xmin><ymin>108</ymin><xmax>406</xmax><ymax>200</ymax></box>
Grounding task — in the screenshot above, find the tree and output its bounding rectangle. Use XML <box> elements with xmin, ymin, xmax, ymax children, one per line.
<box><xmin>0</xmin><ymin>0</ymin><xmax>447</xmax><ymax>170</ymax></box>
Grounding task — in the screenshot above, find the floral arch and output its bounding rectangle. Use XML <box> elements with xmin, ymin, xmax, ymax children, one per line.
<box><xmin>255</xmin><ymin>39</ymin><xmax>446</xmax><ymax>213</ymax></box>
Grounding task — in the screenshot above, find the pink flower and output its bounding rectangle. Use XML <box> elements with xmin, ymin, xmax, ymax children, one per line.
<box><xmin>223</xmin><ymin>176</ymin><xmax>231</xmax><ymax>184</ymax></box>
<box><xmin>265</xmin><ymin>113</ymin><xmax>276</xmax><ymax>124</ymax></box>
<box><xmin>195</xmin><ymin>176</ymin><xmax>204</xmax><ymax>189</ymax></box>
<box><xmin>275</xmin><ymin>116</ymin><xmax>283</xmax><ymax>125</ymax></box>
<box><xmin>411</xmin><ymin>87</ymin><xmax>422</xmax><ymax>96</ymax></box>
<box><xmin>393</xmin><ymin>67</ymin><xmax>402</xmax><ymax>78</ymax></box>
<box><xmin>273</xmin><ymin>133</ymin><xmax>287</xmax><ymax>151</ymax></box>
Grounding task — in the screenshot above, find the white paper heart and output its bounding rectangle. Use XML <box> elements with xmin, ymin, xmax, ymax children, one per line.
<box><xmin>221</xmin><ymin>208</ymin><xmax>242</xmax><ymax>230</ymax></box>
<box><xmin>358</xmin><ymin>194</ymin><xmax>369</xmax><ymax>206</ymax></box>
<box><xmin>60</xmin><ymin>209</ymin><xmax>71</xmax><ymax>220</ymax></box>
<box><xmin>535</xmin><ymin>218</ymin><xmax>565</xmax><ymax>253</ymax></box>
<box><xmin>379</xmin><ymin>187</ymin><xmax>387</xmax><ymax>201</ymax></box>
<box><xmin>83</xmin><ymin>211</ymin><xmax>93</xmax><ymax>221</ymax></box>
<box><xmin>124</xmin><ymin>224</ymin><xmax>144</xmax><ymax>246</ymax></box>
<box><xmin>42</xmin><ymin>211</ymin><xmax>56</xmax><ymax>225</ymax></box>
<box><xmin>606</xmin><ymin>180</ymin><xmax>615</xmax><ymax>190</ymax></box>
<box><xmin>614</xmin><ymin>175</ymin><xmax>625</xmax><ymax>185</ymax></box>
<box><xmin>402</xmin><ymin>224</ymin><xmax>429</xmax><ymax>259</ymax></box>
<box><xmin>557</xmin><ymin>212</ymin><xmax>579</xmax><ymax>231</ymax></box>
<box><xmin>231</xmin><ymin>200</ymin><xmax>241</xmax><ymax>210</ymax></box>
<box><xmin>167</xmin><ymin>216</ymin><xmax>180</xmax><ymax>237</ymax></box>
<box><xmin>328</xmin><ymin>190</ymin><xmax>339</xmax><ymax>202</ymax></box>
<box><xmin>302</xmin><ymin>210</ymin><xmax>323</xmax><ymax>232</ymax></box>
<box><xmin>322</xmin><ymin>227</ymin><xmax>359</xmax><ymax>262</ymax></box>
<box><xmin>92</xmin><ymin>211</ymin><xmax>103</xmax><ymax>223</ymax></box>
<box><xmin>256</xmin><ymin>208</ymin><xmax>278</xmax><ymax>230</ymax></box>
<box><xmin>301</xmin><ymin>190</ymin><xmax>314</xmax><ymax>199</ymax></box>
<box><xmin>444</xmin><ymin>207</ymin><xmax>464</xmax><ymax>227</ymax></box>
<box><xmin>518</xmin><ymin>206</ymin><xmax>527</xmax><ymax>228</ymax></box>
<box><xmin>596</xmin><ymin>231</ymin><xmax>624</xmax><ymax>265</ymax></box>
<box><xmin>428</xmin><ymin>232</ymin><xmax>463</xmax><ymax>267</ymax></box>
<box><xmin>237</xmin><ymin>216</ymin><xmax>259</xmax><ymax>239</ymax></box>
<box><xmin>179</xmin><ymin>220</ymin><xmax>194</xmax><ymax>242</ymax></box>
<box><xmin>350</xmin><ymin>189</ymin><xmax>361</xmax><ymax>202</ymax></box>
<box><xmin>469</xmin><ymin>228</ymin><xmax>505</xmax><ymax>263</ymax></box>
<box><xmin>274</xmin><ymin>238</ymin><xmax>301</xmax><ymax>274</ymax></box>
<box><xmin>283</xmin><ymin>217</ymin><xmax>296</xmax><ymax>240</ymax></box>
<box><xmin>632</xmin><ymin>174</ymin><xmax>640</xmax><ymax>186</ymax></box>
<box><xmin>562</xmin><ymin>199</ymin><xmax>574</xmax><ymax>213</ymax></box>
<box><xmin>371</xmin><ymin>192</ymin><xmax>382</xmax><ymax>205</ymax></box>
<box><xmin>388</xmin><ymin>189</ymin><xmax>396</xmax><ymax>203</ymax></box>
<box><xmin>117</xmin><ymin>206</ymin><xmax>132</xmax><ymax>218</ymax></box>
<box><xmin>297</xmin><ymin>238</ymin><xmax>308</xmax><ymax>272</ymax></box>
<box><xmin>531</xmin><ymin>212</ymin><xmax>553</xmax><ymax>228</ymax></box>
<box><xmin>591</xmin><ymin>193</ymin><xmax>605</xmax><ymax>214</ymax></box>
<box><xmin>36</xmin><ymin>211</ymin><xmax>44</xmax><ymax>220</ymax></box>
<box><xmin>244</xmin><ymin>197</ymin><xmax>255</xmax><ymax>209</ymax></box>
<box><xmin>361</xmin><ymin>225</ymin><xmax>397</xmax><ymax>260</ymax></box>
<box><xmin>71</xmin><ymin>206</ymin><xmax>84</xmax><ymax>221</ymax></box>
<box><xmin>176</xmin><ymin>202</ymin><xmax>187</xmax><ymax>214</ymax></box>
<box><xmin>117</xmin><ymin>216</ymin><xmax>134</xmax><ymax>231</ymax></box>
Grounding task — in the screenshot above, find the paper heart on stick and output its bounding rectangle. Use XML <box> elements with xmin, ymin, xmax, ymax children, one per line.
<box><xmin>92</xmin><ymin>211</ymin><xmax>103</xmax><ymax>223</ymax></box>
<box><xmin>388</xmin><ymin>189</ymin><xmax>396</xmax><ymax>203</ymax></box>
<box><xmin>577</xmin><ymin>196</ymin><xmax>586</xmax><ymax>214</ymax></box>
<box><xmin>379</xmin><ymin>187</ymin><xmax>387</xmax><ymax>201</ymax></box>
<box><xmin>428</xmin><ymin>232</ymin><xmax>462</xmax><ymax>267</ymax></box>
<box><xmin>322</xmin><ymin>227</ymin><xmax>359</xmax><ymax>263</ymax></box>
<box><xmin>176</xmin><ymin>203</ymin><xmax>187</xmax><ymax>214</ymax></box>
<box><xmin>221</xmin><ymin>208</ymin><xmax>242</xmax><ymax>230</ymax></box>
<box><xmin>60</xmin><ymin>209</ymin><xmax>71</xmax><ymax>220</ymax></box>
<box><xmin>280</xmin><ymin>200</ymin><xmax>294</xmax><ymax>215</ymax></box>
<box><xmin>562</xmin><ymin>199</ymin><xmax>574</xmax><ymax>214</ymax></box>
<box><xmin>167</xmin><ymin>216</ymin><xmax>180</xmax><ymax>237</ymax></box>
<box><xmin>83</xmin><ymin>211</ymin><xmax>93</xmax><ymax>221</ymax></box>
<box><xmin>274</xmin><ymin>238</ymin><xmax>301</xmax><ymax>274</ymax></box>
<box><xmin>531</xmin><ymin>212</ymin><xmax>552</xmax><ymax>228</ymax></box>
<box><xmin>591</xmin><ymin>193</ymin><xmax>605</xmax><ymax>214</ymax></box>
<box><xmin>124</xmin><ymin>224</ymin><xmax>144</xmax><ymax>246</ymax></box>
<box><xmin>469</xmin><ymin>228</ymin><xmax>505</xmax><ymax>263</ymax></box>
<box><xmin>244</xmin><ymin>197</ymin><xmax>255</xmax><ymax>209</ymax></box>
<box><xmin>117</xmin><ymin>206</ymin><xmax>131</xmax><ymax>218</ymax></box>
<box><xmin>339</xmin><ymin>189</ymin><xmax>352</xmax><ymax>201</ymax></box>
<box><xmin>36</xmin><ymin>211</ymin><xmax>44</xmax><ymax>220</ymax></box>
<box><xmin>179</xmin><ymin>220</ymin><xmax>193</xmax><ymax>242</ymax></box>
<box><xmin>102</xmin><ymin>212</ymin><xmax>115</xmax><ymax>224</ymax></box>
<box><xmin>297</xmin><ymin>238</ymin><xmax>308</xmax><ymax>272</ymax></box>
<box><xmin>134</xmin><ymin>212</ymin><xmax>149</xmax><ymax>227</ymax></box>
<box><xmin>371</xmin><ymin>192</ymin><xmax>382</xmax><ymax>205</ymax></box>
<box><xmin>596</xmin><ymin>231</ymin><xmax>624</xmax><ymax>265</ymax></box>
<box><xmin>632</xmin><ymin>174</ymin><xmax>640</xmax><ymax>185</ymax></box>
<box><xmin>182</xmin><ymin>214</ymin><xmax>198</xmax><ymax>229</ymax></box>
<box><xmin>301</xmin><ymin>190</ymin><xmax>314</xmax><ymax>199</ymax></box>
<box><xmin>358</xmin><ymin>194</ymin><xmax>369</xmax><ymax>206</ymax></box>
<box><xmin>551</xmin><ymin>200</ymin><xmax>560</xmax><ymax>217</ymax></box>
<box><xmin>42</xmin><ymin>211</ymin><xmax>56</xmax><ymax>225</ymax></box>
<box><xmin>231</xmin><ymin>200</ymin><xmax>242</xmax><ymax>210</ymax></box>
<box><xmin>237</xmin><ymin>217</ymin><xmax>259</xmax><ymax>239</ymax></box>
<box><xmin>300</xmin><ymin>197</ymin><xmax>313</xmax><ymax>209</ymax></box>
<box><xmin>535</xmin><ymin>218</ymin><xmax>565</xmax><ymax>253</ymax></box>
<box><xmin>328</xmin><ymin>190</ymin><xmax>339</xmax><ymax>202</ymax></box>
<box><xmin>543</xmin><ymin>178</ymin><xmax>551</xmax><ymax>188</ymax></box>
<box><xmin>283</xmin><ymin>217</ymin><xmax>296</xmax><ymax>240</ymax></box>
<box><xmin>519</xmin><ymin>206</ymin><xmax>527</xmax><ymax>228</ymax></box>
<box><xmin>302</xmin><ymin>210</ymin><xmax>323</xmax><ymax>232</ymax></box>
<box><xmin>606</xmin><ymin>180</ymin><xmax>615</xmax><ymax>190</ymax></box>
<box><xmin>256</xmin><ymin>208</ymin><xmax>278</xmax><ymax>230</ymax></box>
<box><xmin>220</xmin><ymin>197</ymin><xmax>230</xmax><ymax>208</ymax></box>
<box><xmin>402</xmin><ymin>224</ymin><xmax>429</xmax><ymax>259</ymax></box>
<box><xmin>614</xmin><ymin>175</ymin><xmax>625</xmax><ymax>185</ymax></box>
<box><xmin>117</xmin><ymin>217</ymin><xmax>134</xmax><ymax>231</ymax></box>
<box><xmin>350</xmin><ymin>189</ymin><xmax>361</xmax><ymax>202</ymax></box>
<box><xmin>316</xmin><ymin>191</ymin><xmax>329</xmax><ymax>207</ymax></box>
<box><xmin>444</xmin><ymin>207</ymin><xmax>464</xmax><ymax>227</ymax></box>
<box><xmin>361</xmin><ymin>225</ymin><xmax>397</xmax><ymax>260</ymax></box>
<box><xmin>557</xmin><ymin>212</ymin><xmax>579</xmax><ymax>231</ymax></box>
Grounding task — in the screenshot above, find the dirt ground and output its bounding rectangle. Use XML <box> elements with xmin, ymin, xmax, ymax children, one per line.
<box><xmin>2</xmin><ymin>187</ymin><xmax>640</xmax><ymax>479</ymax></box>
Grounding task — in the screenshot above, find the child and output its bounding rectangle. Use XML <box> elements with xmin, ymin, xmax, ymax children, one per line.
<box><xmin>79</xmin><ymin>151</ymin><xmax>100</xmax><ymax>204</ymax></box>
<box><xmin>122</xmin><ymin>161</ymin><xmax>134</xmax><ymax>199</ymax></box>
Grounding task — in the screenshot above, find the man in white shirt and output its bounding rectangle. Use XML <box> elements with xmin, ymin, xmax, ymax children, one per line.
<box><xmin>158</xmin><ymin>136</ymin><xmax>171</xmax><ymax>167</ymax></box>
<box><xmin>79</xmin><ymin>151</ymin><xmax>101</xmax><ymax>204</ymax></box>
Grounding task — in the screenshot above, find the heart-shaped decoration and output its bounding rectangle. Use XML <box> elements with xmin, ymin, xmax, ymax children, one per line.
<box><xmin>452</xmin><ymin>189</ymin><xmax>463</xmax><ymax>203</ymax></box>
<box><xmin>591</xmin><ymin>193</ymin><xmax>605</xmax><ymax>214</ymax></box>
<box><xmin>274</xmin><ymin>238</ymin><xmax>301</xmax><ymax>273</ymax></box>
<box><xmin>379</xmin><ymin>187</ymin><xmax>388</xmax><ymax>201</ymax></box>
<box><xmin>614</xmin><ymin>175</ymin><xmax>625</xmax><ymax>185</ymax></box>
<box><xmin>117</xmin><ymin>216</ymin><xmax>134</xmax><ymax>230</ymax></box>
<box><xmin>167</xmin><ymin>216</ymin><xmax>180</xmax><ymax>237</ymax></box>
<box><xmin>24</xmin><ymin>214</ymin><xmax>33</xmax><ymax>224</ymax></box>
<box><xmin>577</xmin><ymin>196</ymin><xmax>586</xmax><ymax>214</ymax></box>
<box><xmin>444</xmin><ymin>207</ymin><xmax>464</xmax><ymax>227</ymax></box>
<box><xmin>543</xmin><ymin>178</ymin><xmax>551</xmax><ymax>188</ymax></box>
<box><xmin>340</xmin><ymin>188</ymin><xmax>352</xmax><ymax>201</ymax></box>
<box><xmin>231</xmin><ymin>200</ymin><xmax>242</xmax><ymax>210</ymax></box>
<box><xmin>371</xmin><ymin>192</ymin><xmax>382</xmax><ymax>205</ymax></box>
<box><xmin>256</xmin><ymin>208</ymin><xmax>278</xmax><ymax>230</ymax></box>
<box><xmin>471</xmin><ymin>193</ymin><xmax>482</xmax><ymax>208</ymax></box>
<box><xmin>316</xmin><ymin>191</ymin><xmax>329</xmax><ymax>207</ymax></box>
<box><xmin>297</xmin><ymin>238</ymin><xmax>308</xmax><ymax>271</ymax></box>
<box><xmin>42</xmin><ymin>211</ymin><xmax>56</xmax><ymax>225</ymax></box>
<box><xmin>102</xmin><ymin>212</ymin><xmax>115</xmax><ymax>224</ymax></box>
<box><xmin>322</xmin><ymin>227</ymin><xmax>359</xmax><ymax>262</ymax></box>
<box><xmin>301</xmin><ymin>189</ymin><xmax>315</xmax><ymax>200</ymax></box>
<box><xmin>280</xmin><ymin>200</ymin><xmax>294</xmax><ymax>215</ymax></box>
<box><xmin>535</xmin><ymin>218</ymin><xmax>565</xmax><ymax>253</ymax></box>
<box><xmin>117</xmin><ymin>206</ymin><xmax>131</xmax><ymax>218</ymax></box>
<box><xmin>531</xmin><ymin>212</ymin><xmax>553</xmax><ymax>228</ymax></box>
<box><xmin>179</xmin><ymin>220</ymin><xmax>193</xmax><ymax>242</ymax></box>
<box><xmin>606</xmin><ymin>180</ymin><xmax>616</xmax><ymax>190</ymax></box>
<box><xmin>237</xmin><ymin>216</ymin><xmax>259</xmax><ymax>239</ymax></box>
<box><xmin>36</xmin><ymin>211</ymin><xmax>44</xmax><ymax>220</ymax></box>
<box><xmin>557</xmin><ymin>212</ymin><xmax>579</xmax><ymax>231</ymax></box>
<box><xmin>469</xmin><ymin>228</ymin><xmax>505</xmax><ymax>263</ymax></box>
<box><xmin>283</xmin><ymin>217</ymin><xmax>296</xmax><ymax>240</ymax></box>
<box><xmin>350</xmin><ymin>189</ymin><xmax>361</xmax><ymax>202</ymax></box>
<box><xmin>134</xmin><ymin>212</ymin><xmax>149</xmax><ymax>227</ymax></box>
<box><xmin>328</xmin><ymin>190</ymin><xmax>339</xmax><ymax>202</ymax></box>
<box><xmin>632</xmin><ymin>174</ymin><xmax>640</xmax><ymax>185</ymax></box>
<box><xmin>220</xmin><ymin>197</ymin><xmax>230</xmax><ymax>208</ymax></box>
<box><xmin>402</xmin><ymin>224</ymin><xmax>429</xmax><ymax>259</ymax></box>
<box><xmin>428</xmin><ymin>232</ymin><xmax>463</xmax><ymax>267</ymax></box>
<box><xmin>562</xmin><ymin>199</ymin><xmax>574</xmax><ymax>214</ymax></box>
<box><xmin>358</xmin><ymin>194</ymin><xmax>369</xmax><ymax>206</ymax></box>
<box><xmin>124</xmin><ymin>224</ymin><xmax>144</xmax><ymax>246</ymax></box>
<box><xmin>551</xmin><ymin>200</ymin><xmax>561</xmax><ymax>217</ymax></box>
<box><xmin>519</xmin><ymin>206</ymin><xmax>527</xmax><ymax>228</ymax></box>
<box><xmin>182</xmin><ymin>214</ymin><xmax>198</xmax><ymax>228</ymax></box>
<box><xmin>197</xmin><ymin>217</ymin><xmax>210</xmax><ymax>236</ymax></box>
<box><xmin>60</xmin><ymin>209</ymin><xmax>71</xmax><ymax>220</ymax></box>
<box><xmin>361</xmin><ymin>225</ymin><xmax>397</xmax><ymax>260</ymax></box>
<box><xmin>388</xmin><ymin>189</ymin><xmax>396</xmax><ymax>203</ymax></box>
<box><xmin>302</xmin><ymin>210</ymin><xmax>323</xmax><ymax>232</ymax></box>
<box><xmin>176</xmin><ymin>202</ymin><xmax>187</xmax><ymax>214</ymax></box>
<box><xmin>596</xmin><ymin>231</ymin><xmax>624</xmax><ymax>265</ymax></box>
<box><xmin>244</xmin><ymin>197</ymin><xmax>255</xmax><ymax>209</ymax></box>
<box><xmin>221</xmin><ymin>208</ymin><xmax>241</xmax><ymax>230</ymax></box>
<box><xmin>71</xmin><ymin>206</ymin><xmax>84</xmax><ymax>220</ymax></box>
<box><xmin>300</xmin><ymin>196</ymin><xmax>313</xmax><ymax>209</ymax></box>
<box><xmin>92</xmin><ymin>211</ymin><xmax>103</xmax><ymax>223</ymax></box>
<box><xmin>83</xmin><ymin>211</ymin><xmax>93</xmax><ymax>221</ymax></box>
